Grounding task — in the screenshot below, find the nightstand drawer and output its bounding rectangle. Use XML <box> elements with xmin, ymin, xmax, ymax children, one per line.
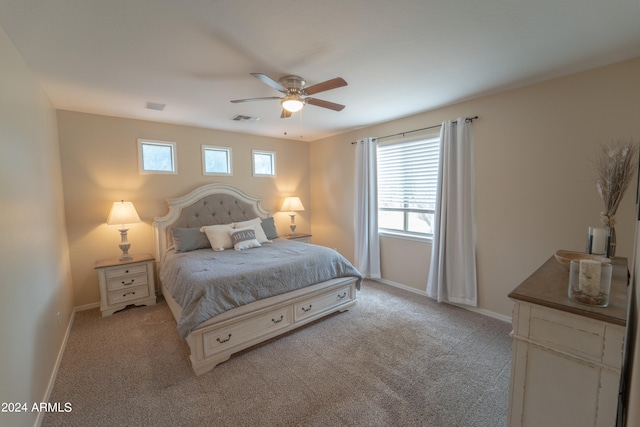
<box><xmin>105</xmin><ymin>263</ymin><xmax>147</xmax><ymax>279</ymax></box>
<box><xmin>106</xmin><ymin>272</ymin><xmax>148</xmax><ymax>291</ymax></box>
<box><xmin>107</xmin><ymin>284</ymin><xmax>149</xmax><ymax>305</ymax></box>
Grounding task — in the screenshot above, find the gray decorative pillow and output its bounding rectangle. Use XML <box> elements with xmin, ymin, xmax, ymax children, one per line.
<box><xmin>260</xmin><ymin>216</ymin><xmax>279</xmax><ymax>240</ymax></box>
<box><xmin>234</xmin><ymin>217</ymin><xmax>270</xmax><ymax>243</ymax></box>
<box><xmin>172</xmin><ymin>228</ymin><xmax>211</xmax><ymax>253</ymax></box>
<box><xmin>230</xmin><ymin>226</ymin><xmax>262</xmax><ymax>251</ymax></box>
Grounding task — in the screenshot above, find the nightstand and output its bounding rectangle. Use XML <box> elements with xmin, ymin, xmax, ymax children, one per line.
<box><xmin>95</xmin><ymin>253</ymin><xmax>156</xmax><ymax>317</ymax></box>
<box><xmin>282</xmin><ymin>233</ymin><xmax>312</xmax><ymax>243</ymax></box>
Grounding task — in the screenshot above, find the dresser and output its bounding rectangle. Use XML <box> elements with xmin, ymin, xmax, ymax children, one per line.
<box><xmin>507</xmin><ymin>256</ymin><xmax>628</xmax><ymax>427</ymax></box>
<box><xmin>95</xmin><ymin>253</ymin><xmax>156</xmax><ymax>317</ymax></box>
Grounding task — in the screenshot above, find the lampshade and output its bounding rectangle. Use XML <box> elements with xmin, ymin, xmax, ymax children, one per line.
<box><xmin>281</xmin><ymin>196</ymin><xmax>305</xmax><ymax>212</ymax></box>
<box><xmin>281</xmin><ymin>95</ymin><xmax>304</xmax><ymax>113</ymax></box>
<box><xmin>107</xmin><ymin>201</ymin><xmax>141</xmax><ymax>226</ymax></box>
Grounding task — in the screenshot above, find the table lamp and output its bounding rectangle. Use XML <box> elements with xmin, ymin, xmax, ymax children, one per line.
<box><xmin>107</xmin><ymin>200</ymin><xmax>141</xmax><ymax>260</ymax></box>
<box><xmin>281</xmin><ymin>196</ymin><xmax>305</xmax><ymax>236</ymax></box>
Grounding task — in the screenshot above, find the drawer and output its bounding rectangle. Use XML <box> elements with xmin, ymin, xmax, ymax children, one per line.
<box><xmin>106</xmin><ymin>272</ymin><xmax>148</xmax><ymax>291</ymax></box>
<box><xmin>529</xmin><ymin>305</ymin><xmax>606</xmax><ymax>363</ymax></box>
<box><xmin>107</xmin><ymin>284</ymin><xmax>149</xmax><ymax>305</ymax></box>
<box><xmin>602</xmin><ymin>324</ymin><xmax>625</xmax><ymax>369</ymax></box>
<box><xmin>294</xmin><ymin>284</ymin><xmax>353</xmax><ymax>322</ymax></box>
<box><xmin>105</xmin><ymin>263</ymin><xmax>147</xmax><ymax>279</ymax></box>
<box><xmin>203</xmin><ymin>305</ymin><xmax>293</xmax><ymax>358</ymax></box>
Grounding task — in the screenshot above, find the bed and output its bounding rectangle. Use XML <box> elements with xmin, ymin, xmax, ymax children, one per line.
<box><xmin>153</xmin><ymin>183</ymin><xmax>362</xmax><ymax>375</ymax></box>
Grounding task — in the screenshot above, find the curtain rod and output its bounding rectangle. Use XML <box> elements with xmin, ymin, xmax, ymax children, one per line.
<box><xmin>350</xmin><ymin>115</ymin><xmax>478</xmax><ymax>144</ymax></box>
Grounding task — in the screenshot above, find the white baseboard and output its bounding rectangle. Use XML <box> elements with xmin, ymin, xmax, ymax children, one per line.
<box><xmin>371</xmin><ymin>278</ymin><xmax>512</xmax><ymax>324</ymax></box>
<box><xmin>74</xmin><ymin>301</ymin><xmax>100</xmax><ymax>312</ymax></box>
<box><xmin>35</xmin><ymin>309</ymin><xmax>77</xmax><ymax>427</ymax></box>
<box><xmin>373</xmin><ymin>278</ymin><xmax>428</xmax><ymax>296</ymax></box>
<box><xmin>35</xmin><ymin>302</ymin><xmax>100</xmax><ymax>426</ymax></box>
<box><xmin>456</xmin><ymin>304</ymin><xmax>512</xmax><ymax>323</ymax></box>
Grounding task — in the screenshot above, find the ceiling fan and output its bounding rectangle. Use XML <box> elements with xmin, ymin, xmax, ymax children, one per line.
<box><xmin>231</xmin><ymin>73</ymin><xmax>347</xmax><ymax>118</ymax></box>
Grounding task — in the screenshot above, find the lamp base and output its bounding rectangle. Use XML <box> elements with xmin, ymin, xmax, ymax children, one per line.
<box><xmin>119</xmin><ymin>252</ymin><xmax>133</xmax><ymax>261</ymax></box>
<box><xmin>288</xmin><ymin>214</ymin><xmax>297</xmax><ymax>236</ymax></box>
<box><xmin>118</xmin><ymin>228</ymin><xmax>133</xmax><ymax>261</ymax></box>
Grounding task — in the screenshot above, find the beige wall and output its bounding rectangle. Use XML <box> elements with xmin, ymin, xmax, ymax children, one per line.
<box><xmin>57</xmin><ymin>111</ymin><xmax>311</xmax><ymax>307</ymax></box>
<box><xmin>4</xmin><ymin>24</ymin><xmax>638</xmax><ymax>423</ymax></box>
<box><xmin>0</xmin><ymin>25</ymin><xmax>74</xmax><ymax>427</ymax></box>
<box><xmin>310</xmin><ymin>57</ymin><xmax>640</xmax><ymax>318</ymax></box>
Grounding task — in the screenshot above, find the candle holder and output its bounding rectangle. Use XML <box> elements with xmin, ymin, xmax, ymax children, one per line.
<box><xmin>568</xmin><ymin>260</ymin><xmax>612</xmax><ymax>307</ymax></box>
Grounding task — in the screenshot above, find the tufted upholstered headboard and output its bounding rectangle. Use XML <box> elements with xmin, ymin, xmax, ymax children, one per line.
<box><xmin>153</xmin><ymin>183</ymin><xmax>270</xmax><ymax>261</ymax></box>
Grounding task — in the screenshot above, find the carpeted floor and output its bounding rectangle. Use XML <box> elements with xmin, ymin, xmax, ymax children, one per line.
<box><xmin>43</xmin><ymin>280</ymin><xmax>512</xmax><ymax>427</ymax></box>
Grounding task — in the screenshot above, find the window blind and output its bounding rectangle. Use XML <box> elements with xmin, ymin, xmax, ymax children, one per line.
<box><xmin>377</xmin><ymin>136</ymin><xmax>440</xmax><ymax>212</ymax></box>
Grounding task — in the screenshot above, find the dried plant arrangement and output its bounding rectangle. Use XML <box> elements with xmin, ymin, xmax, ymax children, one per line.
<box><xmin>594</xmin><ymin>140</ymin><xmax>639</xmax><ymax>256</ymax></box>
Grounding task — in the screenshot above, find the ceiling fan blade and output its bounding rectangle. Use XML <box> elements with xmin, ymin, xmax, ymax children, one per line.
<box><xmin>303</xmin><ymin>77</ymin><xmax>347</xmax><ymax>95</ymax></box>
<box><xmin>230</xmin><ymin>97</ymin><xmax>282</xmax><ymax>103</ymax></box>
<box><xmin>251</xmin><ymin>73</ymin><xmax>287</xmax><ymax>93</ymax></box>
<box><xmin>280</xmin><ymin>109</ymin><xmax>292</xmax><ymax>119</ymax></box>
<box><xmin>306</xmin><ymin>98</ymin><xmax>345</xmax><ymax>111</ymax></box>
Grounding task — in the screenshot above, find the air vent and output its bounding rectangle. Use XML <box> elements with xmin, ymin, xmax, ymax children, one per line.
<box><xmin>145</xmin><ymin>102</ymin><xmax>166</xmax><ymax>111</ymax></box>
<box><xmin>231</xmin><ymin>115</ymin><xmax>260</xmax><ymax>123</ymax></box>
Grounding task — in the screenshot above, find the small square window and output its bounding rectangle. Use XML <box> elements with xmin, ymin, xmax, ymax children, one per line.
<box><xmin>138</xmin><ymin>139</ymin><xmax>177</xmax><ymax>174</ymax></box>
<box><xmin>252</xmin><ymin>150</ymin><xmax>276</xmax><ymax>177</ymax></box>
<box><xmin>202</xmin><ymin>145</ymin><xmax>232</xmax><ymax>176</ymax></box>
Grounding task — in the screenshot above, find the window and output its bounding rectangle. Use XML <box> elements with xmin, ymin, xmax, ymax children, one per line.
<box><xmin>252</xmin><ymin>150</ymin><xmax>276</xmax><ymax>177</ymax></box>
<box><xmin>202</xmin><ymin>145</ymin><xmax>232</xmax><ymax>176</ymax></box>
<box><xmin>138</xmin><ymin>139</ymin><xmax>177</xmax><ymax>174</ymax></box>
<box><xmin>377</xmin><ymin>135</ymin><xmax>440</xmax><ymax>238</ymax></box>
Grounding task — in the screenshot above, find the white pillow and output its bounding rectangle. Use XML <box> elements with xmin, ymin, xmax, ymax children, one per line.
<box><xmin>234</xmin><ymin>217</ymin><xmax>271</xmax><ymax>243</ymax></box>
<box><xmin>229</xmin><ymin>226</ymin><xmax>262</xmax><ymax>251</ymax></box>
<box><xmin>200</xmin><ymin>223</ymin><xmax>234</xmax><ymax>251</ymax></box>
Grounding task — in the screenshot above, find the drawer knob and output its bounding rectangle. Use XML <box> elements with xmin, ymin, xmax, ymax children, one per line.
<box><xmin>217</xmin><ymin>334</ymin><xmax>232</xmax><ymax>344</ymax></box>
<box><xmin>122</xmin><ymin>291</ymin><xmax>136</xmax><ymax>297</ymax></box>
<box><xmin>121</xmin><ymin>279</ymin><xmax>135</xmax><ymax>286</ymax></box>
<box><xmin>271</xmin><ymin>315</ymin><xmax>284</xmax><ymax>324</ymax></box>
<box><xmin>337</xmin><ymin>292</ymin><xmax>347</xmax><ymax>299</ymax></box>
<box><xmin>301</xmin><ymin>304</ymin><xmax>312</xmax><ymax>312</ymax></box>
<box><xmin>125</xmin><ymin>270</ymin><xmax>129</xmax><ymax>273</ymax></box>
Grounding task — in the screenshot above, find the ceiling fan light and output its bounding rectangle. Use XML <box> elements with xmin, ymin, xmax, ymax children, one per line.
<box><xmin>281</xmin><ymin>96</ymin><xmax>304</xmax><ymax>113</ymax></box>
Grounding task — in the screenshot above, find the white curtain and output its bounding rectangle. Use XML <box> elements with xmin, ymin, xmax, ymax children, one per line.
<box><xmin>427</xmin><ymin>118</ymin><xmax>477</xmax><ymax>306</ymax></box>
<box><xmin>354</xmin><ymin>137</ymin><xmax>381</xmax><ymax>279</ymax></box>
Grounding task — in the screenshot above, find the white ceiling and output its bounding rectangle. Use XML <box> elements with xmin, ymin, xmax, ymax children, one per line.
<box><xmin>1</xmin><ymin>0</ymin><xmax>639</xmax><ymax>141</ymax></box>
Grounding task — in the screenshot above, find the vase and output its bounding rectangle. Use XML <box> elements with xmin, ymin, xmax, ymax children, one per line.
<box><xmin>600</xmin><ymin>214</ymin><xmax>617</xmax><ymax>258</ymax></box>
<box><xmin>608</xmin><ymin>226</ymin><xmax>616</xmax><ymax>258</ymax></box>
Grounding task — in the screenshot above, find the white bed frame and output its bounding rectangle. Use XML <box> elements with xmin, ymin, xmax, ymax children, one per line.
<box><xmin>153</xmin><ymin>183</ymin><xmax>358</xmax><ymax>375</ymax></box>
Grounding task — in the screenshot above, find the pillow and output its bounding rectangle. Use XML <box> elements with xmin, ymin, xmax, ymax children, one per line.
<box><xmin>200</xmin><ymin>223</ymin><xmax>234</xmax><ymax>251</ymax></box>
<box><xmin>230</xmin><ymin>226</ymin><xmax>262</xmax><ymax>251</ymax></box>
<box><xmin>234</xmin><ymin>218</ymin><xmax>271</xmax><ymax>243</ymax></box>
<box><xmin>260</xmin><ymin>216</ymin><xmax>279</xmax><ymax>240</ymax></box>
<box><xmin>172</xmin><ymin>227</ymin><xmax>211</xmax><ymax>253</ymax></box>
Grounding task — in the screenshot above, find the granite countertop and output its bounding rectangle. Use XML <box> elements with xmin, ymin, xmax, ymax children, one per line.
<box><xmin>508</xmin><ymin>255</ymin><xmax>629</xmax><ymax>326</ymax></box>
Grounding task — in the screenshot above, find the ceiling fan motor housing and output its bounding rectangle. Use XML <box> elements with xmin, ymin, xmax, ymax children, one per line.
<box><xmin>279</xmin><ymin>75</ymin><xmax>306</xmax><ymax>93</ymax></box>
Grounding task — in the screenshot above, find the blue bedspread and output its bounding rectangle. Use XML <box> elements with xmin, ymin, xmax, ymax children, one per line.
<box><xmin>160</xmin><ymin>238</ymin><xmax>362</xmax><ymax>338</ymax></box>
